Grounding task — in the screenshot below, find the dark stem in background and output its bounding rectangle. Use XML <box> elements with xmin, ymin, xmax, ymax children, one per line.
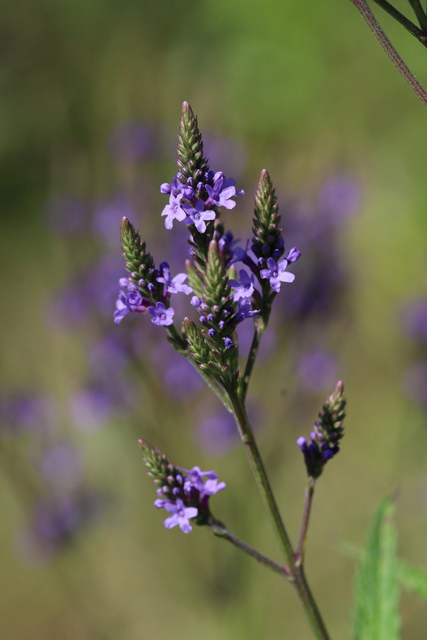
<box><xmin>371</xmin><ymin>0</ymin><xmax>427</xmax><ymax>41</ymax></box>
<box><xmin>349</xmin><ymin>0</ymin><xmax>427</xmax><ymax>107</ymax></box>
<box><xmin>406</xmin><ymin>0</ymin><xmax>427</xmax><ymax>33</ymax></box>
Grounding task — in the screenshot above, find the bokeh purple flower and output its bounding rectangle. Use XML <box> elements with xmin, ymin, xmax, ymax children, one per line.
<box><xmin>401</xmin><ymin>300</ymin><xmax>427</xmax><ymax>343</ymax></box>
<box><xmin>318</xmin><ymin>175</ymin><xmax>360</xmax><ymax>224</ymax></box>
<box><xmin>297</xmin><ymin>350</ymin><xmax>339</xmax><ymax>392</ymax></box>
<box><xmin>108</xmin><ymin>122</ymin><xmax>158</xmax><ymax>162</ymax></box>
<box><xmin>40</xmin><ymin>444</ymin><xmax>85</xmax><ymax>491</ymax></box>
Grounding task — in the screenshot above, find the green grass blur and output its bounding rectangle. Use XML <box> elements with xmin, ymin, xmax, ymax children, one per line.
<box><xmin>1</xmin><ymin>0</ymin><xmax>427</xmax><ymax>638</ymax></box>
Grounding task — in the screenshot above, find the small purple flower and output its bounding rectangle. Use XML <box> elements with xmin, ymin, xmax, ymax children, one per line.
<box><xmin>147</xmin><ymin>302</ymin><xmax>174</xmax><ymax>326</ymax></box>
<box><xmin>161</xmin><ymin>192</ymin><xmax>187</xmax><ymax>229</ymax></box>
<box><xmin>233</xmin><ymin>298</ymin><xmax>260</xmax><ymax>325</ymax></box>
<box><xmin>260</xmin><ymin>257</ymin><xmax>295</xmax><ymax>292</ymax></box>
<box><xmin>161</xmin><ymin>177</ymin><xmax>182</xmax><ymax>196</ymax></box>
<box><xmin>286</xmin><ymin>247</ymin><xmax>301</xmax><ymax>263</ymax></box>
<box><xmin>191</xmin><ymin>296</ymin><xmax>202</xmax><ymax>308</ymax></box>
<box><xmin>157</xmin><ymin>264</ymin><xmax>192</xmax><ymax>295</ymax></box>
<box><xmin>183</xmin><ymin>199</ymin><xmax>216</xmax><ymax>233</ymax></box>
<box><xmin>206</xmin><ymin>172</ymin><xmax>244</xmax><ymax>210</ymax></box>
<box><xmin>228</xmin><ymin>269</ymin><xmax>255</xmax><ymax>301</ymax></box>
<box><xmin>114</xmin><ymin>289</ymin><xmax>147</xmax><ymax>324</ymax></box>
<box><xmin>183</xmin><ymin>466</ymin><xmax>226</xmax><ymax>496</ymax></box>
<box><xmin>161</xmin><ymin>499</ymin><xmax>198</xmax><ymax>533</ymax></box>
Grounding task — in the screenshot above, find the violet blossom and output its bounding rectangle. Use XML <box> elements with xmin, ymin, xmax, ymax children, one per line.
<box><xmin>205</xmin><ymin>172</ymin><xmax>244</xmax><ymax>210</ymax></box>
<box><xmin>161</xmin><ymin>192</ymin><xmax>187</xmax><ymax>229</ymax></box>
<box><xmin>114</xmin><ymin>290</ymin><xmax>147</xmax><ymax>324</ymax></box>
<box><xmin>148</xmin><ymin>302</ymin><xmax>174</xmax><ymax>326</ymax></box>
<box><xmin>183</xmin><ymin>199</ymin><xmax>216</xmax><ymax>233</ymax></box>
<box><xmin>182</xmin><ymin>466</ymin><xmax>226</xmax><ymax>497</ymax></box>
<box><xmin>156</xmin><ymin>263</ymin><xmax>192</xmax><ymax>295</ymax></box>
<box><xmin>161</xmin><ymin>499</ymin><xmax>198</xmax><ymax>533</ymax></box>
<box><xmin>228</xmin><ymin>269</ymin><xmax>255</xmax><ymax>301</ymax></box>
<box><xmin>260</xmin><ymin>257</ymin><xmax>295</xmax><ymax>292</ymax></box>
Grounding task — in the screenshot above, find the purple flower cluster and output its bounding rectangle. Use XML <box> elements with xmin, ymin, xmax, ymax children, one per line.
<box><xmin>296</xmin><ymin>381</ymin><xmax>345</xmax><ymax>479</ymax></box>
<box><xmin>114</xmin><ymin>261</ymin><xmax>192</xmax><ymax>326</ymax></box>
<box><xmin>161</xmin><ymin>170</ymin><xmax>244</xmax><ymax>232</ymax></box>
<box><xmin>154</xmin><ymin>465</ymin><xmax>226</xmax><ymax>533</ymax></box>
<box><xmin>297</xmin><ymin>431</ymin><xmax>339</xmax><ymax>478</ymax></box>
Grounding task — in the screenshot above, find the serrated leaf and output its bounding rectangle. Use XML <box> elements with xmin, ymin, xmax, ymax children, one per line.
<box><xmin>397</xmin><ymin>561</ymin><xmax>427</xmax><ymax>601</ymax></box>
<box><xmin>351</xmin><ymin>497</ymin><xmax>401</xmax><ymax>640</ymax></box>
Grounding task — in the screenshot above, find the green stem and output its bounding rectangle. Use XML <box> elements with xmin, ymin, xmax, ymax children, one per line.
<box><xmin>241</xmin><ymin>327</ymin><xmax>263</xmax><ymax>399</ymax></box>
<box><xmin>210</xmin><ymin>519</ymin><xmax>290</xmax><ymax>577</ymax></box>
<box><xmin>226</xmin><ymin>386</ymin><xmax>294</xmax><ymax>562</ymax></box>
<box><xmin>226</xmin><ymin>387</ymin><xmax>331</xmax><ymax>640</ymax></box>
<box><xmin>296</xmin><ymin>478</ymin><xmax>316</xmax><ymax>564</ymax></box>
<box><xmin>349</xmin><ymin>0</ymin><xmax>427</xmax><ymax>107</ymax></box>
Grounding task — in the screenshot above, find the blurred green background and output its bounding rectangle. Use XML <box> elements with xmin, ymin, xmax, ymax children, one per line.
<box><xmin>2</xmin><ymin>0</ymin><xmax>427</xmax><ymax>638</ymax></box>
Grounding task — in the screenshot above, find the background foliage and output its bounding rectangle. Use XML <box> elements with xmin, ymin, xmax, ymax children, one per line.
<box><xmin>1</xmin><ymin>0</ymin><xmax>427</xmax><ymax>638</ymax></box>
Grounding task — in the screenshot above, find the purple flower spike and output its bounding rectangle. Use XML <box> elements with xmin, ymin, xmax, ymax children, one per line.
<box><xmin>183</xmin><ymin>199</ymin><xmax>216</xmax><ymax>233</ymax></box>
<box><xmin>206</xmin><ymin>172</ymin><xmax>244</xmax><ymax>210</ymax></box>
<box><xmin>157</xmin><ymin>265</ymin><xmax>192</xmax><ymax>295</ymax></box>
<box><xmin>228</xmin><ymin>269</ymin><xmax>255</xmax><ymax>301</ymax></box>
<box><xmin>161</xmin><ymin>192</ymin><xmax>187</xmax><ymax>229</ymax></box>
<box><xmin>114</xmin><ymin>290</ymin><xmax>147</xmax><ymax>324</ymax></box>
<box><xmin>260</xmin><ymin>257</ymin><xmax>295</xmax><ymax>293</ymax></box>
<box><xmin>148</xmin><ymin>302</ymin><xmax>174</xmax><ymax>326</ymax></box>
<box><xmin>162</xmin><ymin>499</ymin><xmax>198</xmax><ymax>533</ymax></box>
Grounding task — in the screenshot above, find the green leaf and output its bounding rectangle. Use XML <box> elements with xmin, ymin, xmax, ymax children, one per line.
<box><xmin>351</xmin><ymin>497</ymin><xmax>401</xmax><ymax>640</ymax></box>
<box><xmin>397</xmin><ymin>560</ymin><xmax>427</xmax><ymax>601</ymax></box>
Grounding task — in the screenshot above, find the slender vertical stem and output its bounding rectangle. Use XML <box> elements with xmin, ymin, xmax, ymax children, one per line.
<box><xmin>349</xmin><ymin>0</ymin><xmax>427</xmax><ymax>107</ymax></box>
<box><xmin>226</xmin><ymin>387</ymin><xmax>331</xmax><ymax>640</ymax></box>
<box><xmin>296</xmin><ymin>478</ymin><xmax>316</xmax><ymax>563</ymax></box>
<box><xmin>241</xmin><ymin>327</ymin><xmax>263</xmax><ymax>399</ymax></box>
<box><xmin>226</xmin><ymin>386</ymin><xmax>295</xmax><ymax>563</ymax></box>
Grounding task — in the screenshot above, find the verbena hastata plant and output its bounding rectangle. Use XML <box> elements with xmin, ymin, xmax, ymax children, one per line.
<box><xmin>113</xmin><ymin>101</ymin><xmax>347</xmax><ymax>640</ymax></box>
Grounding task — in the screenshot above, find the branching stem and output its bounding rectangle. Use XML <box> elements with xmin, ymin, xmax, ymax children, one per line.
<box><xmin>349</xmin><ymin>0</ymin><xmax>427</xmax><ymax>107</ymax></box>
